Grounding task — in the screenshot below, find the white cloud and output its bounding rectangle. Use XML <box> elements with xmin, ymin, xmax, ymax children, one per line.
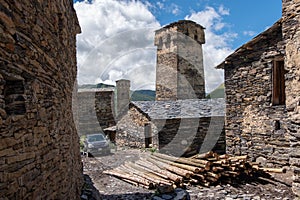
<box><xmin>243</xmin><ymin>30</ymin><xmax>256</xmax><ymax>37</ymax></box>
<box><xmin>218</xmin><ymin>5</ymin><xmax>230</xmax><ymax>16</ymax></box>
<box><xmin>170</xmin><ymin>3</ymin><xmax>180</xmax><ymax>15</ymax></box>
<box><xmin>75</xmin><ymin>1</ymin><xmax>235</xmax><ymax>93</ymax></box>
<box><xmin>185</xmin><ymin>6</ymin><xmax>236</xmax><ymax>92</ymax></box>
<box><xmin>156</xmin><ymin>2</ymin><xmax>164</xmax><ymax>9</ymax></box>
<box><xmin>74</xmin><ymin>0</ymin><xmax>160</xmax><ymax>90</ymax></box>
<box><xmin>155</xmin><ymin>2</ymin><xmax>181</xmax><ymax>16</ymax></box>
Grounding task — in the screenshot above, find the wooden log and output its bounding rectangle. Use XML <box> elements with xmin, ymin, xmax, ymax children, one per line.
<box><xmin>191</xmin><ymin>151</ymin><xmax>213</xmax><ymax>159</ymax></box>
<box><xmin>150</xmin><ymin>155</ymin><xmax>199</xmax><ymax>173</ymax></box>
<box><xmin>122</xmin><ymin>163</ymin><xmax>171</xmax><ymax>184</ymax></box>
<box><xmin>228</xmin><ymin>155</ymin><xmax>248</xmax><ymax>161</ymax></box>
<box><xmin>136</xmin><ymin>160</ymin><xmax>183</xmax><ymax>183</ymax></box>
<box><xmin>219</xmin><ymin>154</ymin><xmax>230</xmax><ymax>159</ymax></box>
<box><xmin>153</xmin><ymin>153</ymin><xmax>210</xmax><ymax>170</ymax></box>
<box><xmin>120</xmin><ymin>164</ymin><xmax>171</xmax><ymax>186</ymax></box>
<box><xmin>206</xmin><ymin>157</ymin><xmax>218</xmax><ymax>162</ymax></box>
<box><xmin>213</xmin><ymin>159</ymin><xmax>228</xmax><ymax>165</ymax></box>
<box><xmin>104</xmin><ymin>169</ymin><xmax>155</xmax><ymax>189</ymax></box>
<box><xmin>146</xmin><ymin>157</ymin><xmax>192</xmax><ymax>178</ymax></box>
<box><xmin>212</xmin><ymin>166</ymin><xmax>224</xmax><ymax>172</ymax></box>
<box><xmin>259</xmin><ymin>167</ymin><xmax>286</xmax><ymax>173</ymax></box>
<box><xmin>186</xmin><ymin>159</ymin><xmax>211</xmax><ymax>170</ymax></box>
<box><xmin>211</xmin><ymin>152</ymin><xmax>220</xmax><ymax>160</ymax></box>
<box><xmin>227</xmin><ymin>171</ymin><xmax>240</xmax><ymax>176</ymax></box>
<box><xmin>130</xmin><ymin>162</ymin><xmax>170</xmax><ymax>181</ymax></box>
<box><xmin>125</xmin><ymin>162</ymin><xmax>173</xmax><ymax>184</ymax></box>
<box><xmin>120</xmin><ymin>177</ymin><xmax>148</xmax><ymax>188</ymax></box>
<box><xmin>192</xmin><ymin>173</ymin><xmax>205</xmax><ymax>180</ymax></box>
<box><xmin>206</xmin><ymin>172</ymin><xmax>220</xmax><ymax>179</ymax></box>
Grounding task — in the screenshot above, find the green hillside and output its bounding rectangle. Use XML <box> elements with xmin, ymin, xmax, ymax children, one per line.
<box><xmin>78</xmin><ymin>83</ymin><xmax>114</xmax><ymax>89</ymax></box>
<box><xmin>78</xmin><ymin>83</ymin><xmax>155</xmax><ymax>101</ymax></box>
<box><xmin>131</xmin><ymin>90</ymin><xmax>155</xmax><ymax>101</ymax></box>
<box><xmin>206</xmin><ymin>83</ymin><xmax>225</xmax><ymax>99</ymax></box>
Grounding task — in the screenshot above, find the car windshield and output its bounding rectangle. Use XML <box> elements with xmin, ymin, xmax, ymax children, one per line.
<box><xmin>87</xmin><ymin>134</ymin><xmax>105</xmax><ymax>142</ymax></box>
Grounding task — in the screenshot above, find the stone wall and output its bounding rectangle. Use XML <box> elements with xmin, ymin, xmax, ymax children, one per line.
<box><xmin>222</xmin><ymin>21</ymin><xmax>290</xmax><ymax>167</ymax></box>
<box><xmin>155</xmin><ymin>20</ymin><xmax>206</xmax><ymax>101</ymax></box>
<box><xmin>117</xmin><ymin>104</ymin><xmax>225</xmax><ymax>156</ymax></box>
<box><xmin>77</xmin><ymin>89</ymin><xmax>115</xmax><ymax>136</ymax></box>
<box><xmin>0</xmin><ymin>0</ymin><xmax>82</xmax><ymax>199</ymax></box>
<box><xmin>116</xmin><ymin>105</ymin><xmax>158</xmax><ymax>148</ymax></box>
<box><xmin>282</xmin><ymin>0</ymin><xmax>300</xmax><ymax>196</ymax></box>
<box><xmin>154</xmin><ymin>117</ymin><xmax>225</xmax><ymax>157</ymax></box>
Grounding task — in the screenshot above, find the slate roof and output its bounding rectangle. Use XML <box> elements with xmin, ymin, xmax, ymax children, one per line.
<box><xmin>216</xmin><ymin>19</ymin><xmax>282</xmax><ymax>69</ymax></box>
<box><xmin>131</xmin><ymin>98</ymin><xmax>225</xmax><ymax>120</ymax></box>
<box><xmin>78</xmin><ymin>88</ymin><xmax>114</xmax><ymax>93</ymax></box>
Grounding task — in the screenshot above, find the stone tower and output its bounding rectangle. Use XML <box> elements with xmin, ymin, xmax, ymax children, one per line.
<box><xmin>116</xmin><ymin>79</ymin><xmax>131</xmax><ymax>116</ymax></box>
<box><xmin>154</xmin><ymin>20</ymin><xmax>206</xmax><ymax>101</ymax></box>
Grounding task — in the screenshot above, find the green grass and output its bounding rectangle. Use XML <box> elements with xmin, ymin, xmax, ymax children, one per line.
<box><xmin>131</xmin><ymin>90</ymin><xmax>156</xmax><ymax>101</ymax></box>
<box><xmin>206</xmin><ymin>83</ymin><xmax>225</xmax><ymax>99</ymax></box>
<box><xmin>79</xmin><ymin>135</ymin><xmax>86</xmax><ymax>151</ymax></box>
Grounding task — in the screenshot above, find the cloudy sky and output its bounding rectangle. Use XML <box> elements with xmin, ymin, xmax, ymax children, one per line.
<box><xmin>73</xmin><ymin>0</ymin><xmax>282</xmax><ymax>92</ymax></box>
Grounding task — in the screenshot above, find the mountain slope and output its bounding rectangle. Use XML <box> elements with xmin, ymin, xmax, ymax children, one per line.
<box><xmin>206</xmin><ymin>83</ymin><xmax>225</xmax><ymax>99</ymax></box>
<box><xmin>78</xmin><ymin>83</ymin><xmax>155</xmax><ymax>101</ymax></box>
<box><xmin>131</xmin><ymin>90</ymin><xmax>156</xmax><ymax>101</ymax></box>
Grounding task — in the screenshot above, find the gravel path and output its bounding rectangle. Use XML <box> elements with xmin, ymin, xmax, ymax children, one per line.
<box><xmin>82</xmin><ymin>148</ymin><xmax>295</xmax><ymax>200</ymax></box>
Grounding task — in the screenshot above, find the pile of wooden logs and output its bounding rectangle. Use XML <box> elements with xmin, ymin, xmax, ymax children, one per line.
<box><xmin>104</xmin><ymin>151</ymin><xmax>285</xmax><ymax>189</ymax></box>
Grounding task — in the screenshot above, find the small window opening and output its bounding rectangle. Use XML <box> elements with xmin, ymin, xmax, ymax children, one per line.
<box><xmin>194</xmin><ymin>35</ymin><xmax>198</xmax><ymax>41</ymax></box>
<box><xmin>4</xmin><ymin>80</ymin><xmax>26</xmax><ymax>115</ymax></box>
<box><xmin>158</xmin><ymin>37</ymin><xmax>163</xmax><ymax>49</ymax></box>
<box><xmin>272</xmin><ymin>59</ymin><xmax>285</xmax><ymax>106</ymax></box>
<box><xmin>274</xmin><ymin>120</ymin><xmax>280</xmax><ymax>130</ymax></box>
<box><xmin>166</xmin><ymin>34</ymin><xmax>171</xmax><ymax>48</ymax></box>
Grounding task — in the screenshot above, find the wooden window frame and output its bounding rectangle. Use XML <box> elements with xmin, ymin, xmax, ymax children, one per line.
<box><xmin>272</xmin><ymin>59</ymin><xmax>285</xmax><ymax>106</ymax></box>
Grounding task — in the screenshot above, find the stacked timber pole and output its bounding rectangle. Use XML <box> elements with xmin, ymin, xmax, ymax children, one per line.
<box><xmin>104</xmin><ymin>151</ymin><xmax>286</xmax><ymax>190</ymax></box>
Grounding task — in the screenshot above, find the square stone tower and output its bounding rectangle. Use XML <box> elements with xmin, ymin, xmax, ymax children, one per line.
<box><xmin>154</xmin><ymin>20</ymin><xmax>206</xmax><ymax>101</ymax></box>
<box><xmin>116</xmin><ymin>79</ymin><xmax>131</xmax><ymax>117</ymax></box>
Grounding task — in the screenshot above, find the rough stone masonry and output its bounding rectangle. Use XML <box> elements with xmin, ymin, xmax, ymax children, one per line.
<box><xmin>282</xmin><ymin>0</ymin><xmax>300</xmax><ymax>196</ymax></box>
<box><xmin>0</xmin><ymin>0</ymin><xmax>83</xmax><ymax>199</ymax></box>
<box><xmin>217</xmin><ymin>0</ymin><xmax>300</xmax><ymax>197</ymax></box>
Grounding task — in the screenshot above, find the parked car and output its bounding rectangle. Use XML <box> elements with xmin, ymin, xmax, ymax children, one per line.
<box><xmin>83</xmin><ymin>133</ymin><xmax>110</xmax><ymax>156</ymax></box>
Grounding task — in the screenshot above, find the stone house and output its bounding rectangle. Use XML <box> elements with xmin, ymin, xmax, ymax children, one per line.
<box><xmin>76</xmin><ymin>79</ymin><xmax>131</xmax><ymax>142</ymax></box>
<box><xmin>217</xmin><ymin>0</ymin><xmax>299</xmax><ymax>195</ymax></box>
<box><xmin>117</xmin><ymin>20</ymin><xmax>226</xmax><ymax>156</ymax></box>
<box><xmin>216</xmin><ymin>20</ymin><xmax>287</xmax><ymax>166</ymax></box>
<box><xmin>0</xmin><ymin>0</ymin><xmax>83</xmax><ymax>199</ymax></box>
<box><xmin>123</xmin><ymin>99</ymin><xmax>225</xmax><ymax>157</ymax></box>
<box><xmin>77</xmin><ymin>88</ymin><xmax>115</xmax><ymax>136</ymax></box>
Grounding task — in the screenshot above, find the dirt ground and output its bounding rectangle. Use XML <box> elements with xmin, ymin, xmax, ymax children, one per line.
<box><xmin>82</xmin><ymin>148</ymin><xmax>296</xmax><ymax>200</ymax></box>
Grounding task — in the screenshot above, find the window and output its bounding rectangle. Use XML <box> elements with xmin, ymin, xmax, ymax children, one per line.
<box><xmin>194</xmin><ymin>35</ymin><xmax>198</xmax><ymax>41</ymax></box>
<box><xmin>272</xmin><ymin>59</ymin><xmax>285</xmax><ymax>106</ymax></box>
<box><xmin>165</xmin><ymin>34</ymin><xmax>171</xmax><ymax>49</ymax></box>
<box><xmin>4</xmin><ymin>80</ymin><xmax>26</xmax><ymax>115</ymax></box>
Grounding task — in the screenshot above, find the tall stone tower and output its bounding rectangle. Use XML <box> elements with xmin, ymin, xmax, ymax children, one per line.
<box><xmin>154</xmin><ymin>20</ymin><xmax>206</xmax><ymax>101</ymax></box>
<box><xmin>116</xmin><ymin>79</ymin><xmax>131</xmax><ymax>117</ymax></box>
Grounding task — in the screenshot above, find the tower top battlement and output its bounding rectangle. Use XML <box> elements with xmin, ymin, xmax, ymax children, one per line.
<box><xmin>154</xmin><ymin>20</ymin><xmax>205</xmax><ymax>50</ymax></box>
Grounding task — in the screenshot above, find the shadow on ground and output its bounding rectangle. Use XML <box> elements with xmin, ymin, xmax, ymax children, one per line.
<box><xmin>81</xmin><ymin>174</ymin><xmax>102</xmax><ymax>200</ymax></box>
<box><xmin>99</xmin><ymin>193</ymin><xmax>153</xmax><ymax>200</ymax></box>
